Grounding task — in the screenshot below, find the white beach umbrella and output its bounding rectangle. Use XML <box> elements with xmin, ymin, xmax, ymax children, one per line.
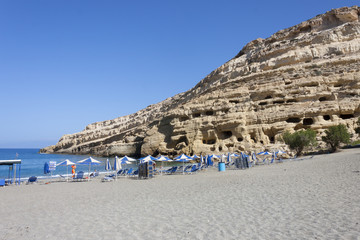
<box><xmin>119</xmin><ymin>155</ymin><xmax>137</xmax><ymax>162</ymax></box>
<box><xmin>112</xmin><ymin>156</ymin><xmax>122</xmax><ymax>180</ymax></box>
<box><xmin>156</xmin><ymin>155</ymin><xmax>172</xmax><ymax>175</ymax></box>
<box><xmin>77</xmin><ymin>157</ymin><xmax>101</xmax><ymax>180</ymax></box>
<box><xmin>57</xmin><ymin>159</ymin><xmax>75</xmax><ymax>181</ymax></box>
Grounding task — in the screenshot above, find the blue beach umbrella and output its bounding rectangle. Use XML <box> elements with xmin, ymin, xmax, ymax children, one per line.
<box><xmin>139</xmin><ymin>155</ymin><xmax>157</xmax><ymax>163</ymax></box>
<box><xmin>105</xmin><ymin>159</ymin><xmax>112</xmax><ymax>171</ymax></box>
<box><xmin>44</xmin><ymin>162</ymin><xmax>50</xmax><ymax>174</ymax></box>
<box><xmin>257</xmin><ymin>151</ymin><xmax>272</xmax><ymax>163</ymax></box>
<box><xmin>191</xmin><ymin>155</ymin><xmax>200</xmax><ymax>160</ymax></box>
<box><xmin>113</xmin><ymin>156</ymin><xmax>122</xmax><ymax>170</ymax></box>
<box><xmin>174</xmin><ymin>154</ymin><xmax>192</xmax><ymax>174</ymax></box>
<box><xmin>257</xmin><ymin>151</ymin><xmax>272</xmax><ymax>156</ymax></box>
<box><xmin>227</xmin><ymin>153</ymin><xmax>231</xmax><ymax>163</ymax></box>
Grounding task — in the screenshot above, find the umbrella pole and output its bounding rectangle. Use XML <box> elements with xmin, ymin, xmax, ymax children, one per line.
<box><xmin>182</xmin><ymin>161</ymin><xmax>184</xmax><ymax>175</ymax></box>
<box><xmin>88</xmin><ymin>164</ymin><xmax>90</xmax><ymax>181</ymax></box>
<box><xmin>66</xmin><ymin>165</ymin><xmax>68</xmax><ymax>182</ymax></box>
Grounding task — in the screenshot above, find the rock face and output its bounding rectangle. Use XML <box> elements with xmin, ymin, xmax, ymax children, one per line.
<box><xmin>41</xmin><ymin>6</ymin><xmax>360</xmax><ymax>157</ymax></box>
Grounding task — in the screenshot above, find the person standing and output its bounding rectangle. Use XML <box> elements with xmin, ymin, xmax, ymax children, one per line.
<box><xmin>71</xmin><ymin>165</ymin><xmax>76</xmax><ymax>178</ymax></box>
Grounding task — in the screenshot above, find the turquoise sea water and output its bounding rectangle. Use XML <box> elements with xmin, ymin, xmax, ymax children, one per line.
<box><xmin>0</xmin><ymin>148</ymin><xmax>112</xmax><ymax>180</ymax></box>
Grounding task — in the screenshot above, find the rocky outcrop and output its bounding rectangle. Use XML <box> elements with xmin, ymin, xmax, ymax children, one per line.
<box><xmin>41</xmin><ymin>6</ymin><xmax>360</xmax><ymax>157</ymax></box>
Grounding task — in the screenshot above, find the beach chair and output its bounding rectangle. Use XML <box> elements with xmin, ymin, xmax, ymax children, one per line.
<box><xmin>73</xmin><ymin>171</ymin><xmax>85</xmax><ymax>181</ymax></box>
<box><xmin>0</xmin><ymin>178</ymin><xmax>5</xmax><ymax>187</ymax></box>
<box><xmin>119</xmin><ymin>169</ymin><xmax>128</xmax><ymax>176</ymax></box>
<box><xmin>164</xmin><ymin>166</ymin><xmax>177</xmax><ymax>174</ymax></box>
<box><xmin>183</xmin><ymin>165</ymin><xmax>192</xmax><ymax>172</ymax></box>
<box><xmin>102</xmin><ymin>176</ymin><xmax>114</xmax><ymax>182</ymax></box>
<box><xmin>27</xmin><ymin>176</ymin><xmax>37</xmax><ymax>184</ymax></box>
<box><xmin>185</xmin><ymin>165</ymin><xmax>199</xmax><ymax>174</ymax></box>
<box><xmin>130</xmin><ymin>169</ymin><xmax>139</xmax><ymax>176</ymax></box>
<box><xmin>90</xmin><ymin>171</ymin><xmax>99</xmax><ymax>178</ymax></box>
<box><xmin>126</xmin><ymin>168</ymin><xmax>133</xmax><ymax>176</ymax></box>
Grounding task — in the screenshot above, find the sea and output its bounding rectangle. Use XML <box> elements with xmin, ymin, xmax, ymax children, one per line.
<box><xmin>0</xmin><ymin>148</ymin><xmax>114</xmax><ymax>180</ymax></box>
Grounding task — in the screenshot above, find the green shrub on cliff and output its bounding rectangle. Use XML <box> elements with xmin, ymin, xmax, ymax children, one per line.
<box><xmin>322</xmin><ymin>124</ymin><xmax>350</xmax><ymax>152</ymax></box>
<box><xmin>355</xmin><ymin>117</ymin><xmax>360</xmax><ymax>136</ymax></box>
<box><xmin>281</xmin><ymin>129</ymin><xmax>317</xmax><ymax>156</ymax></box>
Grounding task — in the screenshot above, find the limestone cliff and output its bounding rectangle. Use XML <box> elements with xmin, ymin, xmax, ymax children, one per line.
<box><xmin>41</xmin><ymin>6</ymin><xmax>360</xmax><ymax>157</ymax></box>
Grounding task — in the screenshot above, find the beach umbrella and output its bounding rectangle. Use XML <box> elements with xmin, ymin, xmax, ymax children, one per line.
<box><xmin>139</xmin><ymin>155</ymin><xmax>157</xmax><ymax>163</ymax></box>
<box><xmin>257</xmin><ymin>151</ymin><xmax>272</xmax><ymax>155</ymax></box>
<box><xmin>251</xmin><ymin>153</ymin><xmax>257</xmax><ymax>165</ymax></box>
<box><xmin>118</xmin><ymin>156</ymin><xmax>136</xmax><ymax>168</ymax></box>
<box><xmin>57</xmin><ymin>159</ymin><xmax>76</xmax><ymax>181</ymax></box>
<box><xmin>157</xmin><ymin>155</ymin><xmax>172</xmax><ymax>161</ymax></box>
<box><xmin>200</xmin><ymin>155</ymin><xmax>204</xmax><ymax>167</ymax></box>
<box><xmin>227</xmin><ymin>153</ymin><xmax>231</xmax><ymax>163</ymax></box>
<box><xmin>105</xmin><ymin>158</ymin><xmax>112</xmax><ymax>171</ymax></box>
<box><xmin>220</xmin><ymin>154</ymin><xmax>227</xmax><ymax>162</ymax></box>
<box><xmin>257</xmin><ymin>151</ymin><xmax>272</xmax><ymax>164</ymax></box>
<box><xmin>77</xmin><ymin>157</ymin><xmax>101</xmax><ymax>180</ymax></box>
<box><xmin>156</xmin><ymin>155</ymin><xmax>172</xmax><ymax>175</ymax></box>
<box><xmin>208</xmin><ymin>154</ymin><xmax>220</xmax><ymax>159</ymax></box>
<box><xmin>113</xmin><ymin>156</ymin><xmax>122</xmax><ymax>170</ymax></box>
<box><xmin>276</xmin><ymin>150</ymin><xmax>286</xmax><ymax>155</ymax></box>
<box><xmin>207</xmin><ymin>154</ymin><xmax>220</xmax><ymax>165</ymax></box>
<box><xmin>44</xmin><ymin>162</ymin><xmax>50</xmax><ymax>174</ymax></box>
<box><xmin>112</xmin><ymin>156</ymin><xmax>122</xmax><ymax>180</ymax></box>
<box><xmin>119</xmin><ymin>155</ymin><xmax>137</xmax><ymax>162</ymax></box>
<box><xmin>191</xmin><ymin>155</ymin><xmax>200</xmax><ymax>160</ymax></box>
<box><xmin>174</xmin><ymin>154</ymin><xmax>192</xmax><ymax>174</ymax></box>
<box><xmin>230</xmin><ymin>153</ymin><xmax>240</xmax><ymax>157</ymax></box>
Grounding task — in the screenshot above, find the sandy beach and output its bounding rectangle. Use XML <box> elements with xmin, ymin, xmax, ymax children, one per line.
<box><xmin>0</xmin><ymin>149</ymin><xmax>359</xmax><ymax>240</ymax></box>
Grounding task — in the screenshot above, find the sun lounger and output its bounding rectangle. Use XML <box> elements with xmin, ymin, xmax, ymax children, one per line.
<box><xmin>73</xmin><ymin>171</ymin><xmax>85</xmax><ymax>181</ymax></box>
<box><xmin>119</xmin><ymin>169</ymin><xmax>128</xmax><ymax>176</ymax></box>
<box><xmin>184</xmin><ymin>165</ymin><xmax>199</xmax><ymax>174</ymax></box>
<box><xmin>102</xmin><ymin>176</ymin><xmax>114</xmax><ymax>182</ymax></box>
<box><xmin>163</xmin><ymin>166</ymin><xmax>177</xmax><ymax>174</ymax></box>
<box><xmin>90</xmin><ymin>171</ymin><xmax>99</xmax><ymax>178</ymax></box>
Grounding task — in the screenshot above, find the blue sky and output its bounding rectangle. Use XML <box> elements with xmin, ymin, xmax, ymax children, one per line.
<box><xmin>0</xmin><ymin>0</ymin><xmax>358</xmax><ymax>148</ymax></box>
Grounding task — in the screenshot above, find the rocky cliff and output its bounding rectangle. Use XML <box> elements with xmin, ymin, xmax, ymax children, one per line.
<box><xmin>41</xmin><ymin>6</ymin><xmax>360</xmax><ymax>157</ymax></box>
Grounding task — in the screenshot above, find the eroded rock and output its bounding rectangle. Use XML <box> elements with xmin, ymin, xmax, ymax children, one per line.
<box><xmin>41</xmin><ymin>6</ymin><xmax>360</xmax><ymax>157</ymax></box>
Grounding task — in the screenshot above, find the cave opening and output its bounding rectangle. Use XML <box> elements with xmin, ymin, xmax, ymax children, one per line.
<box><xmin>205</xmin><ymin>111</ymin><xmax>214</xmax><ymax>116</ymax></box>
<box><xmin>286</xmin><ymin>117</ymin><xmax>301</xmax><ymax>123</ymax></box>
<box><xmin>221</xmin><ymin>131</ymin><xmax>233</xmax><ymax>139</ymax></box>
<box><xmin>339</xmin><ymin>114</ymin><xmax>354</xmax><ymax>119</ymax></box>
<box><xmin>192</xmin><ymin>113</ymin><xmax>201</xmax><ymax>118</ymax></box>
<box><xmin>323</xmin><ymin>115</ymin><xmax>331</xmax><ymax>120</ymax></box>
<box><xmin>303</xmin><ymin>118</ymin><xmax>314</xmax><ymax>125</ymax></box>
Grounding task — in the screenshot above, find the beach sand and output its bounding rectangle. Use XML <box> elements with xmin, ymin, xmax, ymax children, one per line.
<box><xmin>0</xmin><ymin>149</ymin><xmax>359</xmax><ymax>240</ymax></box>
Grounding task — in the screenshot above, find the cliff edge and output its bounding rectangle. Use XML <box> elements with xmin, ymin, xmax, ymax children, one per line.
<box><xmin>41</xmin><ymin>6</ymin><xmax>360</xmax><ymax>157</ymax></box>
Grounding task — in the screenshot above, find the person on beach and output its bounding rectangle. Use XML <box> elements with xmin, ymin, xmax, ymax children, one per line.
<box><xmin>71</xmin><ymin>164</ymin><xmax>76</xmax><ymax>178</ymax></box>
